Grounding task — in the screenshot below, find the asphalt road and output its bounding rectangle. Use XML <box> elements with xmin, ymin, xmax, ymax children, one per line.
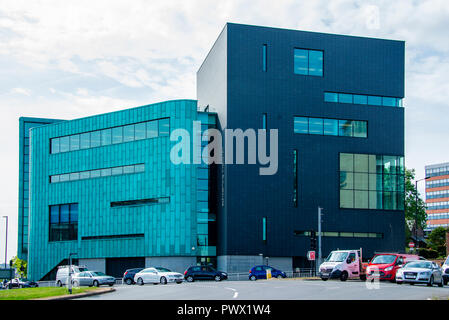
<box><xmin>79</xmin><ymin>278</ymin><xmax>449</xmax><ymax>300</ymax></box>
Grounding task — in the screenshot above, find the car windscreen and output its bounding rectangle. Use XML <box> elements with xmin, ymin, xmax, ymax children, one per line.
<box><xmin>325</xmin><ymin>252</ymin><xmax>348</xmax><ymax>262</ymax></box>
<box><xmin>155</xmin><ymin>267</ymin><xmax>171</xmax><ymax>272</ymax></box>
<box><xmin>445</xmin><ymin>256</ymin><xmax>449</xmax><ymax>265</ymax></box>
<box><xmin>405</xmin><ymin>261</ymin><xmax>432</xmax><ymax>269</ymax></box>
<box><xmin>78</xmin><ymin>267</ymin><xmax>88</xmax><ymax>272</ymax></box>
<box><xmin>370</xmin><ymin>255</ymin><xmax>396</xmax><ymax>264</ymax></box>
<box><xmin>91</xmin><ymin>272</ymin><xmax>107</xmax><ymax>276</ymax></box>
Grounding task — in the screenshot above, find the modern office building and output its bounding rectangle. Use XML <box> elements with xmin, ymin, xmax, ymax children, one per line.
<box><xmin>21</xmin><ymin>23</ymin><xmax>405</xmax><ymax>280</ymax></box>
<box><xmin>425</xmin><ymin>163</ymin><xmax>449</xmax><ymax>231</ymax></box>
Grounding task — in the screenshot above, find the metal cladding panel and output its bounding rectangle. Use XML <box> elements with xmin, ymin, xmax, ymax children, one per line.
<box><xmin>28</xmin><ymin>100</ymin><xmax>199</xmax><ymax>280</ymax></box>
<box><xmin>218</xmin><ymin>23</ymin><xmax>405</xmax><ymax>258</ymax></box>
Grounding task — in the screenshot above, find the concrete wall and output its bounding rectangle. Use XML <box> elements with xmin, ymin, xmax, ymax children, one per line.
<box><xmin>218</xmin><ymin>255</ymin><xmax>264</xmax><ymax>273</ymax></box>
<box><xmin>145</xmin><ymin>257</ymin><xmax>196</xmax><ymax>274</ymax></box>
<box><xmin>79</xmin><ymin>258</ymin><xmax>106</xmax><ymax>273</ymax></box>
<box><xmin>266</xmin><ymin>257</ymin><xmax>292</xmax><ymax>273</ymax></box>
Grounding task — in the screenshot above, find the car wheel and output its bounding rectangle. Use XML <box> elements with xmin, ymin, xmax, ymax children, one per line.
<box><xmin>73</xmin><ymin>281</ymin><xmax>79</xmax><ymax>287</ymax></box>
<box><xmin>214</xmin><ymin>275</ymin><xmax>222</xmax><ymax>282</ymax></box>
<box><xmin>57</xmin><ymin>281</ymin><xmax>63</xmax><ymax>287</ymax></box>
<box><xmin>438</xmin><ymin>279</ymin><xmax>443</xmax><ymax>287</ymax></box>
<box><xmin>360</xmin><ymin>275</ymin><xmax>367</xmax><ymax>282</ymax></box>
<box><xmin>160</xmin><ymin>277</ymin><xmax>167</xmax><ymax>285</ymax></box>
<box><xmin>396</xmin><ymin>281</ymin><xmax>403</xmax><ymax>285</ymax></box>
<box><xmin>186</xmin><ymin>276</ymin><xmax>194</xmax><ymax>283</ymax></box>
<box><xmin>109</xmin><ymin>283</ymin><xmax>114</xmax><ymax>287</ymax></box>
<box><xmin>427</xmin><ymin>276</ymin><xmax>434</xmax><ymax>287</ymax></box>
<box><xmin>276</xmin><ymin>275</ymin><xmax>283</xmax><ymax>279</ymax></box>
<box><xmin>137</xmin><ymin>278</ymin><xmax>144</xmax><ymax>286</ymax></box>
<box><xmin>176</xmin><ymin>281</ymin><xmax>183</xmax><ymax>284</ymax></box>
<box><xmin>443</xmin><ymin>278</ymin><xmax>448</xmax><ymax>286</ymax></box>
<box><xmin>340</xmin><ymin>271</ymin><xmax>348</xmax><ymax>282</ymax></box>
<box><xmin>93</xmin><ymin>280</ymin><xmax>100</xmax><ymax>287</ymax></box>
<box><xmin>125</xmin><ymin>278</ymin><xmax>133</xmax><ymax>285</ymax></box>
<box><xmin>19</xmin><ymin>285</ymin><xmax>23</xmax><ymax>289</ymax></box>
<box><xmin>250</xmin><ymin>275</ymin><xmax>257</xmax><ymax>281</ymax></box>
<box><xmin>321</xmin><ymin>278</ymin><xmax>328</xmax><ymax>281</ymax></box>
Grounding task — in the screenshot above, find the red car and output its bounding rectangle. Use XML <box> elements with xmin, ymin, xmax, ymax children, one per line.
<box><xmin>366</xmin><ymin>253</ymin><xmax>422</xmax><ymax>282</ymax></box>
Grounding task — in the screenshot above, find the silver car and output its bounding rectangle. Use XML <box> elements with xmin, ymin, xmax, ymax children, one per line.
<box><xmin>396</xmin><ymin>260</ymin><xmax>444</xmax><ymax>287</ymax></box>
<box><xmin>72</xmin><ymin>271</ymin><xmax>115</xmax><ymax>287</ymax></box>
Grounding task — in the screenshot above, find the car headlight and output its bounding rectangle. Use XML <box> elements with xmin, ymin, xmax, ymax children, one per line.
<box><xmin>385</xmin><ymin>266</ymin><xmax>393</xmax><ymax>272</ymax></box>
<box><xmin>421</xmin><ymin>271</ymin><xmax>431</xmax><ymax>276</ymax></box>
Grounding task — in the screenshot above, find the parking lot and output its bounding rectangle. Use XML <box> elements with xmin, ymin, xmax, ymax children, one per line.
<box><xmin>79</xmin><ymin>278</ymin><xmax>449</xmax><ymax>300</ymax></box>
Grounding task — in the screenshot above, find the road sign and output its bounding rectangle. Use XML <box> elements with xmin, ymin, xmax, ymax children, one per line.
<box><xmin>307</xmin><ymin>251</ymin><xmax>316</xmax><ymax>261</ymax></box>
<box><xmin>408</xmin><ymin>242</ymin><xmax>415</xmax><ymax>248</ymax></box>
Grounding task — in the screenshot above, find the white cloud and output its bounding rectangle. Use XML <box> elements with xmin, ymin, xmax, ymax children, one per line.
<box><xmin>10</xmin><ymin>87</ymin><xmax>31</xmax><ymax>96</ymax></box>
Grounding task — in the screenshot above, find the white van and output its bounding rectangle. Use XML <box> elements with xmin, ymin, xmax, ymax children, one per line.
<box><xmin>55</xmin><ymin>265</ymin><xmax>88</xmax><ymax>287</ymax></box>
<box><xmin>442</xmin><ymin>255</ymin><xmax>449</xmax><ymax>286</ymax></box>
<box><xmin>318</xmin><ymin>249</ymin><xmax>367</xmax><ymax>281</ymax></box>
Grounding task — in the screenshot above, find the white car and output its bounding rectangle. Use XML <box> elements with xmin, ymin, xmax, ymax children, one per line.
<box><xmin>134</xmin><ymin>267</ymin><xmax>184</xmax><ymax>285</ymax></box>
<box><xmin>442</xmin><ymin>255</ymin><xmax>449</xmax><ymax>286</ymax></box>
<box><xmin>395</xmin><ymin>260</ymin><xmax>444</xmax><ymax>287</ymax></box>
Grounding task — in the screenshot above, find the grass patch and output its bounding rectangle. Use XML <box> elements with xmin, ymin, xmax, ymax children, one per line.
<box><xmin>0</xmin><ymin>286</ymin><xmax>101</xmax><ymax>300</ymax></box>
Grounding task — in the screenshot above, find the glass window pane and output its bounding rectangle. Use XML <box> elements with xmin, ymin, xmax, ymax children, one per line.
<box><xmin>294</xmin><ymin>117</ymin><xmax>308</xmax><ymax>134</ymax></box>
<box><xmin>397</xmin><ymin>99</ymin><xmax>403</xmax><ymax>107</ymax></box>
<box><xmin>123</xmin><ymin>165</ymin><xmax>135</xmax><ymax>174</ymax></box>
<box><xmin>111</xmin><ymin>167</ymin><xmax>123</xmax><ymax>175</ymax></box>
<box><xmin>368</xmin><ymin>173</ymin><xmax>377</xmax><ymax>190</ymax></box>
<box><xmin>135</xmin><ymin>164</ymin><xmax>145</xmax><ymax>173</ymax></box>
<box><xmin>60</xmin><ymin>174</ymin><xmax>70</xmax><ymax>182</ymax></box>
<box><xmin>308</xmin><ymin>50</ymin><xmax>323</xmax><ymax>76</ymax></box>
<box><xmin>324</xmin><ymin>92</ymin><xmax>338</xmax><ymax>103</ymax></box>
<box><xmin>323</xmin><ymin>119</ymin><xmax>338</xmax><ymax>136</ymax></box>
<box><xmin>80</xmin><ymin>133</ymin><xmax>90</xmax><ymax>149</ymax></box>
<box><xmin>198</xmin><ymin>179</ymin><xmax>208</xmax><ymax>190</ymax></box>
<box><xmin>50</xmin><ymin>175</ymin><xmax>60</xmax><ymax>183</ymax></box>
<box><xmin>51</xmin><ymin>138</ymin><xmax>60</xmax><ymax>154</ymax></box>
<box><xmin>101</xmin><ymin>129</ymin><xmax>112</xmax><ymax>146</ymax></box>
<box><xmin>50</xmin><ymin>206</ymin><xmax>59</xmax><ymax>224</ymax></box>
<box><xmin>159</xmin><ymin>119</ymin><xmax>170</xmax><ymax>136</ymax></box>
<box><xmin>353</xmin><ymin>95</ymin><xmax>367</xmax><ymax>105</ymax></box>
<box><xmin>338</xmin><ymin>93</ymin><xmax>353</xmax><ymax>104</ymax></box>
<box><xmin>340</xmin><ymin>190</ymin><xmax>354</xmax><ymax>208</ymax></box>
<box><xmin>146</xmin><ymin>121</ymin><xmax>158</xmax><ymax>138</ymax></box>
<box><xmin>262</xmin><ymin>44</ymin><xmax>267</xmax><ymax>72</ymax></box>
<box><xmin>90</xmin><ymin>170</ymin><xmax>101</xmax><ymax>178</ymax></box>
<box><xmin>340</xmin><ymin>153</ymin><xmax>353</xmax><ymax>171</ymax></box>
<box><xmin>340</xmin><ymin>172</ymin><xmax>353</xmax><ymax>190</ymax></box>
<box><xmin>308</xmin><ymin>118</ymin><xmax>323</xmax><ymax>135</ymax></box>
<box><xmin>112</xmin><ymin>127</ymin><xmax>123</xmax><ymax>144</ymax></box>
<box><xmin>60</xmin><ymin>204</ymin><xmax>70</xmax><ymax>223</ymax></box>
<box><xmin>354</xmin><ymin>173</ymin><xmax>369</xmax><ymax>190</ymax></box>
<box><xmin>123</xmin><ymin>124</ymin><xmax>135</xmax><ymax>142</ymax></box>
<box><xmin>70</xmin><ymin>204</ymin><xmax>78</xmax><ymax>223</ymax></box>
<box><xmin>368</xmin><ymin>155</ymin><xmax>376</xmax><ymax>173</ymax></box>
<box><xmin>353</xmin><ymin>121</ymin><xmax>367</xmax><ymax>138</ymax></box>
<box><xmin>70</xmin><ymin>172</ymin><xmax>80</xmax><ymax>181</ymax></box>
<box><xmin>382</xmin><ymin>97</ymin><xmax>396</xmax><ymax>107</ymax></box>
<box><xmin>294</xmin><ymin>49</ymin><xmax>309</xmax><ymax>75</ymax></box>
<box><xmin>135</xmin><ymin>123</ymin><xmax>146</xmax><ymax>140</ymax></box>
<box><xmin>197</xmin><ymin>190</ymin><xmax>208</xmax><ymax>201</ymax></box>
<box><xmin>354</xmin><ymin>154</ymin><xmax>369</xmax><ymax>172</ymax></box>
<box><xmin>70</xmin><ymin>135</ymin><xmax>80</xmax><ymax>151</ymax></box>
<box><xmin>354</xmin><ymin>191</ymin><xmax>369</xmax><ymax>209</ymax></box>
<box><xmin>79</xmin><ymin>171</ymin><xmax>90</xmax><ymax>180</ymax></box>
<box><xmin>368</xmin><ymin>96</ymin><xmax>382</xmax><ymax>106</ymax></box>
<box><xmin>369</xmin><ymin>191</ymin><xmax>377</xmax><ymax>209</ymax></box>
<box><xmin>101</xmin><ymin>168</ymin><xmax>111</xmax><ymax>177</ymax></box>
<box><xmin>383</xmin><ymin>192</ymin><xmax>394</xmax><ymax>210</ymax></box>
<box><xmin>338</xmin><ymin>120</ymin><xmax>353</xmax><ymax>137</ymax></box>
<box><xmin>198</xmin><ymin>168</ymin><xmax>208</xmax><ymax>179</ymax></box>
<box><xmin>90</xmin><ymin>131</ymin><xmax>101</xmax><ymax>148</ymax></box>
<box><xmin>59</xmin><ymin>136</ymin><xmax>70</xmax><ymax>153</ymax></box>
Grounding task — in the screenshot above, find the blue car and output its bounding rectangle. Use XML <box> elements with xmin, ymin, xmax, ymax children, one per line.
<box><xmin>249</xmin><ymin>265</ymin><xmax>287</xmax><ymax>281</ymax></box>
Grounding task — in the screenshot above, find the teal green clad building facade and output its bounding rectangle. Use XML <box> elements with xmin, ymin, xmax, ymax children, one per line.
<box><xmin>25</xmin><ymin>100</ymin><xmax>217</xmax><ymax>280</ymax></box>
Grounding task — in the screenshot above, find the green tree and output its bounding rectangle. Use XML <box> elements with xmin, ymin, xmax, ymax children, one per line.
<box><xmin>11</xmin><ymin>256</ymin><xmax>27</xmax><ymax>278</ymax></box>
<box><xmin>404</xmin><ymin>168</ymin><xmax>427</xmax><ymax>245</ymax></box>
<box><xmin>427</xmin><ymin>227</ymin><xmax>449</xmax><ymax>257</ymax></box>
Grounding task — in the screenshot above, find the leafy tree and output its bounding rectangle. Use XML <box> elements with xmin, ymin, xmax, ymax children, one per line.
<box><xmin>11</xmin><ymin>256</ymin><xmax>27</xmax><ymax>278</ymax></box>
<box><xmin>427</xmin><ymin>227</ymin><xmax>449</xmax><ymax>257</ymax></box>
<box><xmin>404</xmin><ymin>168</ymin><xmax>427</xmax><ymax>233</ymax></box>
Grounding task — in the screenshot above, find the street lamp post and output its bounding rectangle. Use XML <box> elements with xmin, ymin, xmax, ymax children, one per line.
<box><xmin>2</xmin><ymin>216</ymin><xmax>7</xmax><ymax>269</ymax></box>
<box><xmin>414</xmin><ymin>176</ymin><xmax>430</xmax><ymax>251</ymax></box>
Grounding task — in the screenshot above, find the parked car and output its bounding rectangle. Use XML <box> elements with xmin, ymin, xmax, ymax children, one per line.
<box><xmin>442</xmin><ymin>255</ymin><xmax>449</xmax><ymax>286</ymax></box>
<box><xmin>122</xmin><ymin>268</ymin><xmax>144</xmax><ymax>285</ymax></box>
<box><xmin>319</xmin><ymin>249</ymin><xmax>367</xmax><ymax>281</ymax></box>
<box><xmin>134</xmin><ymin>267</ymin><xmax>184</xmax><ymax>285</ymax></box>
<box><xmin>366</xmin><ymin>253</ymin><xmax>421</xmax><ymax>282</ymax></box>
<box><xmin>5</xmin><ymin>278</ymin><xmax>39</xmax><ymax>289</ymax></box>
<box><xmin>56</xmin><ymin>265</ymin><xmax>88</xmax><ymax>287</ymax></box>
<box><xmin>395</xmin><ymin>260</ymin><xmax>444</xmax><ymax>287</ymax></box>
<box><xmin>72</xmin><ymin>271</ymin><xmax>115</xmax><ymax>287</ymax></box>
<box><xmin>249</xmin><ymin>265</ymin><xmax>286</xmax><ymax>281</ymax></box>
<box><xmin>184</xmin><ymin>266</ymin><xmax>228</xmax><ymax>282</ymax></box>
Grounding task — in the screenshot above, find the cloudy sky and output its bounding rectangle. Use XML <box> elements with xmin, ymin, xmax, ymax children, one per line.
<box><xmin>0</xmin><ymin>0</ymin><xmax>448</xmax><ymax>264</ymax></box>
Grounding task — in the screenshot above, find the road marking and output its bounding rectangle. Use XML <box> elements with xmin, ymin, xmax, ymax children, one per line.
<box><xmin>225</xmin><ymin>287</ymin><xmax>239</xmax><ymax>299</ymax></box>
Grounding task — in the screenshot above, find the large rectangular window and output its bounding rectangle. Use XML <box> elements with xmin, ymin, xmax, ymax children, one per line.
<box><xmin>294</xmin><ymin>116</ymin><xmax>367</xmax><ymax>139</ymax></box>
<box><xmin>325</xmin><ymin>92</ymin><xmax>403</xmax><ymax>108</ymax></box>
<box><xmin>262</xmin><ymin>217</ymin><xmax>267</xmax><ymax>243</ymax></box>
<box><xmin>294</xmin><ymin>48</ymin><xmax>323</xmax><ymax>76</ymax></box>
<box><xmin>49</xmin><ymin>203</ymin><xmax>78</xmax><ymax>242</ymax></box>
<box><xmin>262</xmin><ymin>44</ymin><xmax>267</xmax><ymax>72</ymax></box>
<box><xmin>293</xmin><ymin>149</ymin><xmax>298</xmax><ymax>207</ymax></box>
<box><xmin>339</xmin><ymin>153</ymin><xmax>404</xmax><ymax>210</ymax></box>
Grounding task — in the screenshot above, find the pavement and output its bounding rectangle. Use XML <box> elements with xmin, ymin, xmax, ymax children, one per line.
<box><xmin>79</xmin><ymin>278</ymin><xmax>449</xmax><ymax>300</ymax></box>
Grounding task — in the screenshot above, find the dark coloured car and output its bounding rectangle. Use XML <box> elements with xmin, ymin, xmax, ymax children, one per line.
<box><xmin>7</xmin><ymin>278</ymin><xmax>39</xmax><ymax>289</ymax></box>
<box><xmin>122</xmin><ymin>268</ymin><xmax>144</xmax><ymax>285</ymax></box>
<box><xmin>184</xmin><ymin>266</ymin><xmax>228</xmax><ymax>282</ymax></box>
<box><xmin>249</xmin><ymin>265</ymin><xmax>286</xmax><ymax>281</ymax></box>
